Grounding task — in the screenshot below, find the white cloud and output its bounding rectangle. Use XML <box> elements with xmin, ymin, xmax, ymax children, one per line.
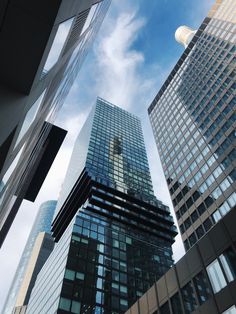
<box><xmin>94</xmin><ymin>11</ymin><xmax>146</xmax><ymax>109</ymax></box>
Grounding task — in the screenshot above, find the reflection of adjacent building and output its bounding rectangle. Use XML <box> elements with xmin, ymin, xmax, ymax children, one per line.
<box><xmin>2</xmin><ymin>200</ymin><xmax>57</xmax><ymax>314</ymax></box>
<box><xmin>0</xmin><ymin>0</ymin><xmax>111</xmax><ymax>247</ymax></box>
<box><xmin>109</xmin><ymin>136</ymin><xmax>128</xmax><ymax>192</ymax></box>
<box><xmin>26</xmin><ymin>98</ymin><xmax>177</xmax><ymax>314</ymax></box>
<box><xmin>148</xmin><ymin>0</ymin><xmax>236</xmax><ymax>251</ymax></box>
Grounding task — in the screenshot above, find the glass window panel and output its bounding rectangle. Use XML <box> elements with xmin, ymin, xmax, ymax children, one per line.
<box><xmin>120</xmin><ymin>299</ymin><xmax>128</xmax><ymax>306</ymax></box>
<box><xmin>112</xmin><ymin>282</ymin><xmax>119</xmax><ymax>290</ymax></box>
<box><xmin>81</xmin><ymin>3</ymin><xmax>99</xmax><ymax>35</ymax></box>
<box><xmin>160</xmin><ymin>301</ymin><xmax>171</xmax><ymax>314</ymax></box>
<box><xmin>181</xmin><ymin>281</ymin><xmax>197</xmax><ymax>313</ymax></box>
<box><xmin>213</xmin><ymin>210</ymin><xmax>222</xmax><ymax>223</ymax></box>
<box><xmin>207</xmin><ymin>259</ymin><xmax>227</xmax><ymax>293</ymax></box>
<box><xmin>76</xmin><ymin>272</ymin><xmax>85</xmax><ymax>280</ymax></box>
<box><xmin>222</xmin><ymin>305</ymin><xmax>236</xmax><ymax>314</ymax></box>
<box><xmin>126</xmin><ymin>236</ymin><xmax>132</xmax><ymax>244</ymax></box>
<box><xmin>65</xmin><ymin>269</ymin><xmax>75</xmax><ymax>280</ymax></box>
<box><xmin>193</xmin><ymin>271</ymin><xmax>212</xmax><ymax>304</ymax></box>
<box><xmin>120</xmin><ymin>285</ymin><xmax>128</xmax><ymax>294</ymax></box>
<box><xmin>219</xmin><ymin>248</ymin><xmax>236</xmax><ymax>282</ymax></box>
<box><xmin>14</xmin><ymin>90</ymin><xmax>46</xmax><ymax>147</ymax></box>
<box><xmin>170</xmin><ymin>292</ymin><xmax>183</xmax><ymax>314</ymax></box>
<box><xmin>71</xmin><ymin>301</ymin><xmax>81</xmax><ymax>313</ymax></box>
<box><xmin>59</xmin><ymin>297</ymin><xmax>71</xmax><ymax>311</ymax></box>
<box><xmin>44</xmin><ymin>17</ymin><xmax>74</xmax><ymax>72</ymax></box>
<box><xmin>2</xmin><ymin>144</ymin><xmax>25</xmax><ymax>184</ymax></box>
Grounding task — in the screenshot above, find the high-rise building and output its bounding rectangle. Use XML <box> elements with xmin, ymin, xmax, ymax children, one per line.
<box><xmin>148</xmin><ymin>0</ymin><xmax>236</xmax><ymax>251</ymax></box>
<box><xmin>26</xmin><ymin>98</ymin><xmax>177</xmax><ymax>314</ymax></box>
<box><xmin>0</xmin><ymin>0</ymin><xmax>111</xmax><ymax>246</ymax></box>
<box><xmin>124</xmin><ymin>1</ymin><xmax>236</xmax><ymax>313</ymax></box>
<box><xmin>14</xmin><ymin>232</ymin><xmax>54</xmax><ymax>309</ymax></box>
<box><xmin>125</xmin><ymin>209</ymin><xmax>236</xmax><ymax>314</ymax></box>
<box><xmin>2</xmin><ymin>200</ymin><xmax>57</xmax><ymax>314</ymax></box>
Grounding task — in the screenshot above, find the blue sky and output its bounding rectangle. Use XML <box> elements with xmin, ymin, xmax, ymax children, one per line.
<box><xmin>0</xmin><ymin>0</ymin><xmax>215</xmax><ymax>310</ymax></box>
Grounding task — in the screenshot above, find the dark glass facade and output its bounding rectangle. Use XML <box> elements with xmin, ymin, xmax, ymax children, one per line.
<box><xmin>148</xmin><ymin>0</ymin><xmax>236</xmax><ymax>251</ymax></box>
<box><xmin>26</xmin><ymin>98</ymin><xmax>177</xmax><ymax>314</ymax></box>
<box><xmin>2</xmin><ymin>200</ymin><xmax>57</xmax><ymax>314</ymax></box>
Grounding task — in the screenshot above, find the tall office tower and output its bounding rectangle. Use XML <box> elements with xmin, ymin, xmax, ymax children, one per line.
<box><xmin>14</xmin><ymin>232</ymin><xmax>54</xmax><ymax>309</ymax></box>
<box><xmin>148</xmin><ymin>0</ymin><xmax>236</xmax><ymax>251</ymax></box>
<box><xmin>26</xmin><ymin>98</ymin><xmax>177</xmax><ymax>314</ymax></box>
<box><xmin>0</xmin><ymin>0</ymin><xmax>111</xmax><ymax>246</ymax></box>
<box><xmin>2</xmin><ymin>200</ymin><xmax>57</xmax><ymax>314</ymax></box>
<box><xmin>125</xmin><ymin>2</ymin><xmax>236</xmax><ymax>313</ymax></box>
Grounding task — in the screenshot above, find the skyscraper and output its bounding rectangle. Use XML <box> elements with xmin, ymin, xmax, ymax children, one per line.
<box><xmin>124</xmin><ymin>1</ymin><xmax>236</xmax><ymax>313</ymax></box>
<box><xmin>148</xmin><ymin>0</ymin><xmax>236</xmax><ymax>251</ymax></box>
<box><xmin>26</xmin><ymin>98</ymin><xmax>177</xmax><ymax>314</ymax></box>
<box><xmin>14</xmin><ymin>232</ymin><xmax>54</xmax><ymax>309</ymax></box>
<box><xmin>0</xmin><ymin>0</ymin><xmax>111</xmax><ymax>246</ymax></box>
<box><xmin>2</xmin><ymin>200</ymin><xmax>57</xmax><ymax>314</ymax></box>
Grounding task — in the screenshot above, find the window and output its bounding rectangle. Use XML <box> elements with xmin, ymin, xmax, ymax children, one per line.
<box><xmin>14</xmin><ymin>90</ymin><xmax>46</xmax><ymax>147</ymax></box>
<box><xmin>160</xmin><ymin>301</ymin><xmax>171</xmax><ymax>314</ymax></box>
<box><xmin>181</xmin><ymin>281</ymin><xmax>197</xmax><ymax>313</ymax></box>
<box><xmin>207</xmin><ymin>259</ymin><xmax>227</xmax><ymax>293</ymax></box>
<box><xmin>219</xmin><ymin>248</ymin><xmax>236</xmax><ymax>282</ymax></box>
<box><xmin>71</xmin><ymin>301</ymin><xmax>81</xmax><ymax>313</ymax></box>
<box><xmin>59</xmin><ymin>297</ymin><xmax>71</xmax><ymax>311</ymax></box>
<box><xmin>120</xmin><ymin>299</ymin><xmax>128</xmax><ymax>306</ymax></box>
<box><xmin>43</xmin><ymin>17</ymin><xmax>74</xmax><ymax>72</ymax></box>
<box><xmin>81</xmin><ymin>4</ymin><xmax>99</xmax><ymax>34</ymax></box>
<box><xmin>76</xmin><ymin>272</ymin><xmax>85</xmax><ymax>280</ymax></box>
<box><xmin>64</xmin><ymin>269</ymin><xmax>75</xmax><ymax>280</ymax></box>
<box><xmin>2</xmin><ymin>144</ymin><xmax>25</xmax><ymax>184</ymax></box>
<box><xmin>126</xmin><ymin>236</ymin><xmax>132</xmax><ymax>244</ymax></box>
<box><xmin>189</xmin><ymin>233</ymin><xmax>197</xmax><ymax>246</ymax></box>
<box><xmin>196</xmin><ymin>225</ymin><xmax>205</xmax><ymax>239</ymax></box>
<box><xmin>170</xmin><ymin>292</ymin><xmax>183</xmax><ymax>314</ymax></box>
<box><xmin>193</xmin><ymin>271</ymin><xmax>212</xmax><ymax>304</ymax></box>
<box><xmin>203</xmin><ymin>218</ymin><xmax>212</xmax><ymax>231</ymax></box>
<box><xmin>222</xmin><ymin>305</ymin><xmax>236</xmax><ymax>314</ymax></box>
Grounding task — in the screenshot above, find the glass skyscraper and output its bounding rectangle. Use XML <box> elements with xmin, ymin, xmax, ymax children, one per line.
<box><xmin>148</xmin><ymin>0</ymin><xmax>235</xmax><ymax>251</ymax></box>
<box><xmin>3</xmin><ymin>200</ymin><xmax>57</xmax><ymax>314</ymax></box>
<box><xmin>26</xmin><ymin>98</ymin><xmax>177</xmax><ymax>314</ymax></box>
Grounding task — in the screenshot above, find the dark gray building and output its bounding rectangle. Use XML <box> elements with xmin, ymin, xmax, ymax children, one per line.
<box><xmin>25</xmin><ymin>98</ymin><xmax>177</xmax><ymax>314</ymax></box>
<box><xmin>2</xmin><ymin>200</ymin><xmax>57</xmax><ymax>314</ymax></box>
<box><xmin>125</xmin><ymin>208</ymin><xmax>236</xmax><ymax>314</ymax></box>
<box><xmin>0</xmin><ymin>0</ymin><xmax>111</xmax><ymax>246</ymax></box>
<box><xmin>148</xmin><ymin>0</ymin><xmax>236</xmax><ymax>251</ymax></box>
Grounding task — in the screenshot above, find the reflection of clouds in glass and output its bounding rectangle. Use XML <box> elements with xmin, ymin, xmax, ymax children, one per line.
<box><xmin>81</xmin><ymin>4</ymin><xmax>99</xmax><ymax>35</ymax></box>
<box><xmin>44</xmin><ymin>17</ymin><xmax>74</xmax><ymax>72</ymax></box>
<box><xmin>0</xmin><ymin>181</ymin><xmax>4</xmax><ymax>194</ymax></box>
<box><xmin>2</xmin><ymin>144</ymin><xmax>25</xmax><ymax>185</ymax></box>
<box><xmin>14</xmin><ymin>90</ymin><xmax>46</xmax><ymax>148</ymax></box>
